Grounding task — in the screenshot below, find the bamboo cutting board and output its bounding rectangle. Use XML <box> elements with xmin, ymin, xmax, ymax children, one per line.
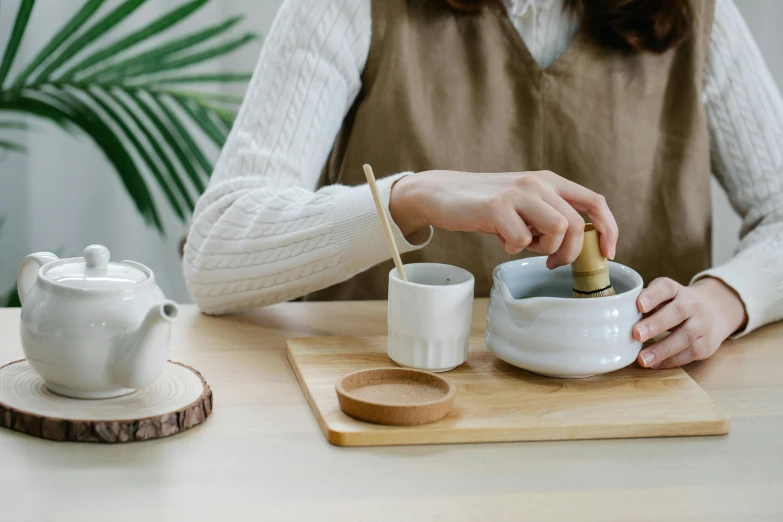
<box><xmin>287</xmin><ymin>336</ymin><xmax>730</xmax><ymax>447</ymax></box>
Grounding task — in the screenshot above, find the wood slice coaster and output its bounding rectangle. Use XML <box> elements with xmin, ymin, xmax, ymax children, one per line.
<box><xmin>336</xmin><ymin>368</ymin><xmax>456</xmax><ymax>426</ymax></box>
<box><xmin>0</xmin><ymin>360</ymin><xmax>213</xmax><ymax>443</ymax></box>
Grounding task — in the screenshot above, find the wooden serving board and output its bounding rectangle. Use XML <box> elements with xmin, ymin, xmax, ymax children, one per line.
<box><xmin>287</xmin><ymin>336</ymin><xmax>730</xmax><ymax>447</ymax></box>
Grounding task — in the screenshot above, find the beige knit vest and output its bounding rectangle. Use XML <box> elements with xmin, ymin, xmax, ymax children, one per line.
<box><xmin>305</xmin><ymin>0</ymin><xmax>715</xmax><ymax>301</ymax></box>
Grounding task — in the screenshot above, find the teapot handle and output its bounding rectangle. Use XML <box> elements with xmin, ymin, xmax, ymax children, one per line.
<box><xmin>18</xmin><ymin>253</ymin><xmax>59</xmax><ymax>306</ymax></box>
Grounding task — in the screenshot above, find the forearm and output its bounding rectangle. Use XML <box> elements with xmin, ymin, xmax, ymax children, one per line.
<box><xmin>182</xmin><ymin>0</ymin><xmax>401</xmax><ymax>313</ymax></box>
<box><xmin>692</xmin><ymin>223</ymin><xmax>783</xmax><ymax>337</ymax></box>
<box><xmin>183</xmin><ymin>173</ymin><xmax>431</xmax><ymax>314</ymax></box>
<box><xmin>696</xmin><ymin>0</ymin><xmax>783</xmax><ymax>336</ymax></box>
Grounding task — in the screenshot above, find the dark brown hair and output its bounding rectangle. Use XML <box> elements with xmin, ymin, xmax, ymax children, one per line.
<box><xmin>445</xmin><ymin>0</ymin><xmax>693</xmax><ymax>54</ymax></box>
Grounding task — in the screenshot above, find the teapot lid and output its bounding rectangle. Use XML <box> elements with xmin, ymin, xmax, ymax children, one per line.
<box><xmin>43</xmin><ymin>245</ymin><xmax>149</xmax><ymax>290</ymax></box>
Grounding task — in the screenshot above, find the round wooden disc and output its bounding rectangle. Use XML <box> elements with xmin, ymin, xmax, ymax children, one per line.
<box><xmin>0</xmin><ymin>360</ymin><xmax>213</xmax><ymax>443</ymax></box>
<box><xmin>336</xmin><ymin>368</ymin><xmax>455</xmax><ymax>426</ymax></box>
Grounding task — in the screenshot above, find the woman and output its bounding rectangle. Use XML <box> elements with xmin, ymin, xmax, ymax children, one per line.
<box><xmin>183</xmin><ymin>0</ymin><xmax>783</xmax><ymax>370</ymax></box>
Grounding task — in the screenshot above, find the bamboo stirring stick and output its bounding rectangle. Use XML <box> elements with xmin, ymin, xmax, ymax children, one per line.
<box><xmin>571</xmin><ymin>223</ymin><xmax>616</xmax><ymax>298</ymax></box>
<box><xmin>363</xmin><ymin>164</ymin><xmax>408</xmax><ymax>281</ymax></box>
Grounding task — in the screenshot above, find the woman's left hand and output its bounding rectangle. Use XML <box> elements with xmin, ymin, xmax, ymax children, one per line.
<box><xmin>633</xmin><ymin>277</ymin><xmax>748</xmax><ymax>369</ymax></box>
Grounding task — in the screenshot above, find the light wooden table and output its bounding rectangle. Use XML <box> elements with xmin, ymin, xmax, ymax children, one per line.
<box><xmin>1</xmin><ymin>300</ymin><xmax>782</xmax><ymax>522</ymax></box>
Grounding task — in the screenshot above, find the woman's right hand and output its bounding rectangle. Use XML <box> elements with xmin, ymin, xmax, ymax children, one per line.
<box><xmin>389</xmin><ymin>170</ymin><xmax>618</xmax><ymax>268</ymax></box>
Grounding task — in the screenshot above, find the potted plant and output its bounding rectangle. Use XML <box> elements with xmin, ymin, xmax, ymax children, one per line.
<box><xmin>0</xmin><ymin>0</ymin><xmax>259</xmax><ymax>305</ymax></box>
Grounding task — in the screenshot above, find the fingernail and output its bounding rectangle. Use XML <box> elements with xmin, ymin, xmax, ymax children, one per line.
<box><xmin>609</xmin><ymin>245</ymin><xmax>616</xmax><ymax>260</ymax></box>
<box><xmin>640</xmin><ymin>351</ymin><xmax>655</xmax><ymax>367</ymax></box>
<box><xmin>636</xmin><ymin>324</ymin><xmax>647</xmax><ymax>341</ymax></box>
<box><xmin>639</xmin><ymin>297</ymin><xmax>649</xmax><ymax>313</ymax></box>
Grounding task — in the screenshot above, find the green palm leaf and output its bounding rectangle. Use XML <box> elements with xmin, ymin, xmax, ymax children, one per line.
<box><xmin>124</xmin><ymin>33</ymin><xmax>258</xmax><ymax>78</ymax></box>
<box><xmin>11</xmin><ymin>0</ymin><xmax>105</xmax><ymax>88</ymax></box>
<box><xmin>1</xmin><ymin>90</ymin><xmax>161</xmax><ymax>230</ymax></box>
<box><xmin>88</xmin><ymin>89</ymin><xmax>187</xmax><ymax>220</ymax></box>
<box><xmin>57</xmin><ymin>0</ymin><xmax>209</xmax><ymax>81</ymax></box>
<box><xmin>135</xmin><ymin>72</ymin><xmax>252</xmax><ymax>85</ymax></box>
<box><xmin>129</xmin><ymin>92</ymin><xmax>206</xmax><ymax>193</ymax></box>
<box><xmin>150</xmin><ymin>94</ymin><xmax>213</xmax><ymax>176</ymax></box>
<box><xmin>2</xmin><ymin>286</ymin><xmax>21</xmax><ymax>308</ymax></box>
<box><xmin>0</xmin><ymin>217</ymin><xmax>16</xmax><ymax>307</ymax></box>
<box><xmin>0</xmin><ymin>120</ymin><xmax>30</xmax><ymax>130</ymax></box>
<box><xmin>82</xmin><ymin>16</ymin><xmax>245</xmax><ymax>82</ymax></box>
<box><xmin>169</xmin><ymin>95</ymin><xmax>227</xmax><ymax>148</ymax></box>
<box><xmin>0</xmin><ymin>140</ymin><xmax>26</xmax><ymax>153</ymax></box>
<box><xmin>166</xmin><ymin>88</ymin><xmax>238</xmax><ymax>110</ymax></box>
<box><xmin>0</xmin><ymin>0</ymin><xmax>35</xmax><ymax>86</ymax></box>
<box><xmin>153</xmin><ymin>88</ymin><xmax>244</xmax><ymax>106</ymax></box>
<box><xmin>0</xmin><ymin>0</ymin><xmax>259</xmax><ymax>237</ymax></box>
<box><xmin>31</xmin><ymin>0</ymin><xmax>148</xmax><ymax>85</ymax></box>
<box><xmin>0</xmin><ymin>90</ymin><xmax>72</xmax><ymax>128</ymax></box>
<box><xmin>106</xmin><ymin>90</ymin><xmax>195</xmax><ymax>209</ymax></box>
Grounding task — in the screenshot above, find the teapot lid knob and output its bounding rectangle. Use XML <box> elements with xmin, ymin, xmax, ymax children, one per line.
<box><xmin>84</xmin><ymin>245</ymin><xmax>110</xmax><ymax>270</ymax></box>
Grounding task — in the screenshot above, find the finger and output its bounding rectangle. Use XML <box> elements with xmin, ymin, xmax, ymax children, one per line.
<box><xmin>538</xmin><ymin>191</ymin><xmax>585</xmax><ymax>268</ymax></box>
<box><xmin>637</xmin><ymin>322</ymin><xmax>701</xmax><ymax>367</ymax></box>
<box><xmin>525</xmin><ymin>238</ymin><xmax>563</xmax><ymax>257</ymax></box>
<box><xmin>515</xmin><ymin>197</ymin><xmax>568</xmax><ymax>256</ymax></box>
<box><xmin>636</xmin><ymin>277</ymin><xmax>681</xmax><ymax>315</ymax></box>
<box><xmin>493</xmin><ymin>207</ymin><xmax>532</xmax><ymax>254</ymax></box>
<box><xmin>633</xmin><ymin>299</ymin><xmax>691</xmax><ymax>343</ymax></box>
<box><xmin>549</xmin><ymin>175</ymin><xmax>618</xmax><ymax>259</ymax></box>
<box><xmin>525</xmin><ymin>234</ymin><xmax>549</xmax><ymax>255</ymax></box>
<box><xmin>653</xmin><ymin>337</ymin><xmax>717</xmax><ymax>369</ymax></box>
<box><xmin>651</xmin><ymin>346</ymin><xmax>700</xmax><ymax>370</ymax></box>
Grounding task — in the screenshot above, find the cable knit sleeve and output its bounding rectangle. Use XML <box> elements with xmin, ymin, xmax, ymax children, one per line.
<box><xmin>691</xmin><ymin>0</ymin><xmax>783</xmax><ymax>337</ymax></box>
<box><xmin>183</xmin><ymin>0</ymin><xmax>431</xmax><ymax>314</ymax></box>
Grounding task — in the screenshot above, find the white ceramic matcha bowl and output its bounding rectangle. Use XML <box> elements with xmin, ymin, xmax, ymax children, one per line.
<box><xmin>485</xmin><ymin>257</ymin><xmax>644</xmax><ymax>378</ymax></box>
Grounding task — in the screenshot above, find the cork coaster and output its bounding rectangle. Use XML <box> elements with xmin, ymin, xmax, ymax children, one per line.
<box><xmin>0</xmin><ymin>360</ymin><xmax>212</xmax><ymax>443</ymax></box>
<box><xmin>335</xmin><ymin>368</ymin><xmax>455</xmax><ymax>426</ymax></box>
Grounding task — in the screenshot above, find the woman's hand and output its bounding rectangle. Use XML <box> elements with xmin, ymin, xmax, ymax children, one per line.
<box><xmin>389</xmin><ymin>170</ymin><xmax>618</xmax><ymax>268</ymax></box>
<box><xmin>634</xmin><ymin>277</ymin><xmax>748</xmax><ymax>369</ymax></box>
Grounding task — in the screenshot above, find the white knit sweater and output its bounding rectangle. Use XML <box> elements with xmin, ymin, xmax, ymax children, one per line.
<box><xmin>184</xmin><ymin>0</ymin><xmax>783</xmax><ymax>337</ymax></box>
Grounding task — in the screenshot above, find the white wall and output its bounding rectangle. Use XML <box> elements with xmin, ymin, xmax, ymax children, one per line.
<box><xmin>0</xmin><ymin>0</ymin><xmax>780</xmax><ymax>303</ymax></box>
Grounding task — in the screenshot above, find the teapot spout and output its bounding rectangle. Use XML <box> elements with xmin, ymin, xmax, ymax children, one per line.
<box><xmin>113</xmin><ymin>301</ymin><xmax>179</xmax><ymax>390</ymax></box>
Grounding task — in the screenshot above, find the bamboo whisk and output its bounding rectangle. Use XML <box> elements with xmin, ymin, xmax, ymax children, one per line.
<box><xmin>571</xmin><ymin>224</ymin><xmax>616</xmax><ymax>299</ymax></box>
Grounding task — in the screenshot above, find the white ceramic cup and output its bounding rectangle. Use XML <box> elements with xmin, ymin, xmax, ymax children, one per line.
<box><xmin>388</xmin><ymin>263</ymin><xmax>475</xmax><ymax>372</ymax></box>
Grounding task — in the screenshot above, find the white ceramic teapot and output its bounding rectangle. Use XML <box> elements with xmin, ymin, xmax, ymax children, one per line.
<box><xmin>17</xmin><ymin>245</ymin><xmax>179</xmax><ymax>399</ymax></box>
